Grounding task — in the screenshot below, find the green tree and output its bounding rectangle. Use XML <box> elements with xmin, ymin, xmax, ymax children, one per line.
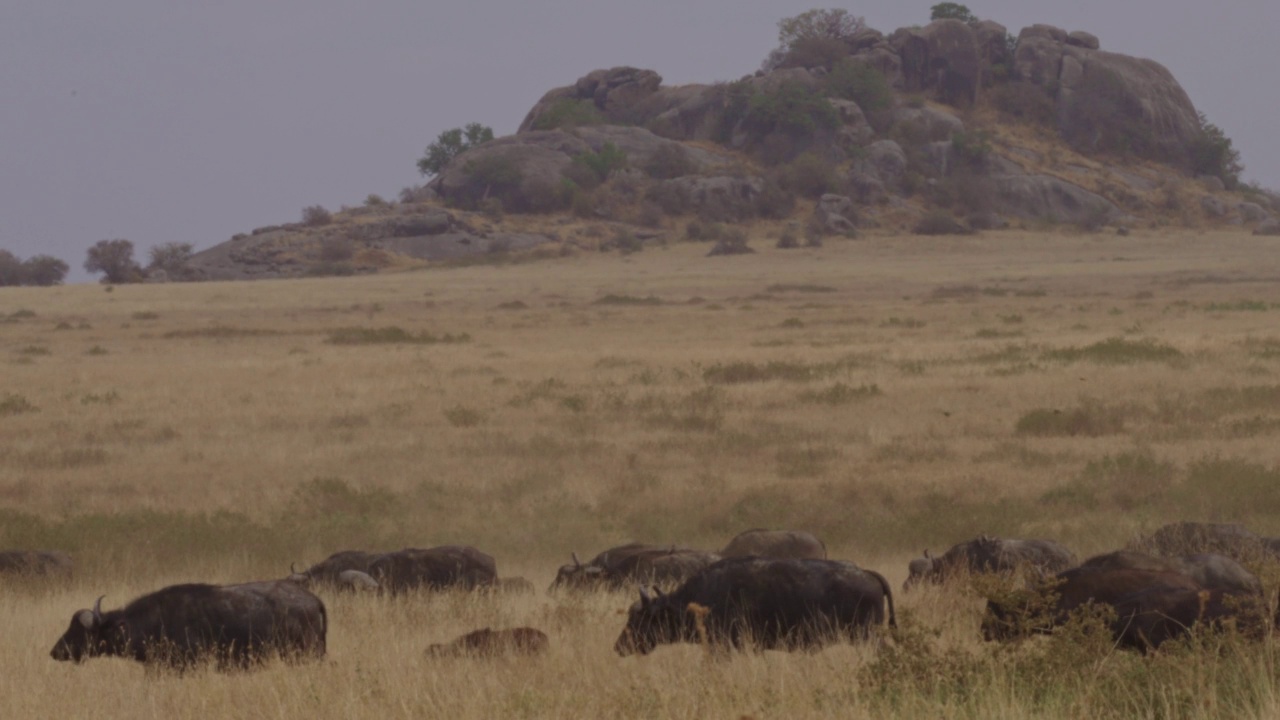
<box><xmin>825</xmin><ymin>57</ymin><xmax>892</xmax><ymax>112</ymax></box>
<box><xmin>147</xmin><ymin>242</ymin><xmax>194</xmax><ymax>277</ymax></box>
<box><xmin>84</xmin><ymin>239</ymin><xmax>142</xmax><ymax>284</ymax></box>
<box><xmin>417</xmin><ymin>122</ymin><xmax>495</xmax><ymax>177</ymax></box>
<box><xmin>21</xmin><ymin>255</ymin><xmax>69</xmax><ymax>286</ymax></box>
<box><xmin>0</xmin><ymin>249</ymin><xmax>22</xmax><ymax>286</ymax></box>
<box><xmin>763</xmin><ymin>9</ymin><xmax>867</xmax><ymax>71</ymax></box>
<box><xmin>931</xmin><ymin>3</ymin><xmax>978</xmax><ymax>22</ymax></box>
<box><xmin>1189</xmin><ymin>113</ymin><xmax>1243</xmax><ymax>189</ymax></box>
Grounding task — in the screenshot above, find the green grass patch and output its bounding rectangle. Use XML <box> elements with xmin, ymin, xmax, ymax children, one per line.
<box><xmin>162</xmin><ymin>326</ymin><xmax>284</xmax><ymax>339</ymax></box>
<box><xmin>797</xmin><ymin>382</ymin><xmax>881</xmax><ymax>405</ymax></box>
<box><xmin>0</xmin><ymin>393</ymin><xmax>38</xmax><ymax>416</ymax></box>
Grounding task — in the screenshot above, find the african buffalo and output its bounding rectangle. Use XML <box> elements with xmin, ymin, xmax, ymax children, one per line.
<box><xmin>50</xmin><ymin>580</ymin><xmax>326</xmax><ymax>670</ymax></box>
<box><xmin>614</xmin><ymin>557</ymin><xmax>895</xmax><ymax>656</ymax></box>
<box><xmin>368</xmin><ymin>545</ymin><xmax>497</xmax><ymax>594</ymax></box>
<box><xmin>720</xmin><ymin>529</ymin><xmax>827</xmax><ymax>560</ymax></box>
<box><xmin>426</xmin><ymin>627</ymin><xmax>549</xmax><ymax>658</ymax></box>
<box><xmin>1130</xmin><ymin>521</ymin><xmax>1265</xmax><ymax>559</ymax></box>
<box><xmin>1082</xmin><ymin>550</ymin><xmax>1262</xmax><ymax>597</ymax></box>
<box><xmin>0</xmin><ymin>550</ymin><xmax>73</xmax><ymax>580</ymax></box>
<box><xmin>551</xmin><ymin>544</ymin><xmax>718</xmax><ymax>592</ymax></box>
<box><xmin>981</xmin><ymin>566</ymin><xmax>1200</xmax><ymax>642</ymax></box>
<box><xmin>1110</xmin><ymin>586</ymin><xmax>1271</xmax><ymax>652</ymax></box>
<box><xmin>905</xmin><ymin>535</ymin><xmax>1076</xmax><ymax>589</ymax></box>
<box><xmin>288</xmin><ymin>550</ymin><xmax>383</xmax><ymax>588</ymax></box>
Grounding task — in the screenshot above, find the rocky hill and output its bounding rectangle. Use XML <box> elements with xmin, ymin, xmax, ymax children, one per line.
<box><xmin>188</xmin><ymin>17</ymin><xmax>1280</xmax><ymax>281</ymax></box>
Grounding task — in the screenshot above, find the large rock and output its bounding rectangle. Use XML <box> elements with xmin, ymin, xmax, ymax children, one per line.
<box><xmin>1254</xmin><ymin>218</ymin><xmax>1280</xmax><ymax>236</ymax></box>
<box><xmin>571</xmin><ymin>125</ymin><xmax>729</xmax><ymax>174</ymax></box>
<box><xmin>1200</xmin><ymin>196</ymin><xmax>1227</xmax><ymax>218</ymax></box>
<box><xmin>990</xmin><ymin>172</ymin><xmax>1119</xmax><ymax>227</ymax></box>
<box><xmin>656</xmin><ymin>175</ymin><xmax>766</xmax><ymax>222</ymax></box>
<box><xmin>1013</xmin><ymin>25</ymin><xmax>1201</xmax><ymax>167</ymax></box>
<box><xmin>829</xmin><ymin>99</ymin><xmax>874</xmax><ymax>146</ymax></box>
<box><xmin>860</xmin><ymin>140</ymin><xmax>907</xmax><ymax>189</ymax></box>
<box><xmin>814</xmin><ymin>194</ymin><xmax>858</xmax><ymax>233</ymax></box>
<box><xmin>519</xmin><ymin>67</ymin><xmax>663</xmax><ymax>132</ymax></box>
<box><xmin>1238</xmin><ymin>202</ymin><xmax>1273</xmax><ymax>224</ymax></box>
<box><xmin>890</xmin><ymin>20</ymin><xmax>982</xmax><ymax>105</ymax></box>
<box><xmin>892</xmin><ymin>106</ymin><xmax>964</xmax><ymax>142</ymax></box>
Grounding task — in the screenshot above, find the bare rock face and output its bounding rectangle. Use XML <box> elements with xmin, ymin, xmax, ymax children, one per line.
<box><xmin>657</xmin><ymin>175</ymin><xmax>766</xmax><ymax>223</ymax></box>
<box><xmin>1254</xmin><ymin>218</ymin><xmax>1280</xmax><ymax>236</ymax></box>
<box><xmin>1014</xmin><ymin>24</ymin><xmax>1201</xmax><ymax>168</ymax></box>
<box><xmin>990</xmin><ymin>172</ymin><xmax>1119</xmax><ymax>227</ymax></box>
<box><xmin>1238</xmin><ymin>202</ymin><xmax>1272</xmax><ymax>224</ymax></box>
<box><xmin>1201</xmin><ymin>195</ymin><xmax>1227</xmax><ymax>218</ymax></box>
<box><xmin>861</xmin><ymin>140</ymin><xmax>907</xmax><ymax>189</ymax></box>
<box><xmin>891</xmin><ymin>20</ymin><xmax>982</xmax><ymax>106</ymax></box>
<box><xmin>814</xmin><ymin>194</ymin><xmax>858</xmax><ymax>234</ymax></box>
<box><xmin>892</xmin><ymin>106</ymin><xmax>964</xmax><ymax>142</ymax></box>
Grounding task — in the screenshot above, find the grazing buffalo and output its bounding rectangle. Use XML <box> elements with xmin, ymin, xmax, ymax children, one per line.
<box><xmin>50</xmin><ymin>580</ymin><xmax>326</xmax><ymax>670</ymax></box>
<box><xmin>1082</xmin><ymin>550</ymin><xmax>1262</xmax><ymax>597</ymax></box>
<box><xmin>289</xmin><ymin>550</ymin><xmax>383</xmax><ymax>588</ymax></box>
<box><xmin>551</xmin><ymin>544</ymin><xmax>718</xmax><ymax>592</ymax></box>
<box><xmin>1130</xmin><ymin>521</ymin><xmax>1264</xmax><ymax>559</ymax></box>
<box><xmin>368</xmin><ymin>545</ymin><xmax>497</xmax><ymax>594</ymax></box>
<box><xmin>614</xmin><ymin>557</ymin><xmax>895</xmax><ymax>656</ymax></box>
<box><xmin>0</xmin><ymin>550</ymin><xmax>73</xmax><ymax>580</ymax></box>
<box><xmin>425</xmin><ymin>627</ymin><xmax>550</xmax><ymax>658</ymax></box>
<box><xmin>981</xmin><ymin>566</ymin><xmax>1200</xmax><ymax>642</ymax></box>
<box><xmin>335</xmin><ymin>569</ymin><xmax>380</xmax><ymax>592</ymax></box>
<box><xmin>1110</xmin><ymin>586</ymin><xmax>1271</xmax><ymax>652</ymax></box>
<box><xmin>905</xmin><ymin>535</ymin><xmax>1076</xmax><ymax>589</ymax></box>
<box><xmin>719</xmin><ymin>529</ymin><xmax>827</xmax><ymax>560</ymax></box>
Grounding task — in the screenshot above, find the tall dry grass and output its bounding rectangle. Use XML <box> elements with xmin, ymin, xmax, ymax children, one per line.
<box><xmin>3</xmin><ymin>229</ymin><xmax>1280</xmax><ymax>717</ymax></box>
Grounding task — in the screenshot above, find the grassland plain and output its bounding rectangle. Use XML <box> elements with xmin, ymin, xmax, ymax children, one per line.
<box><xmin>4</xmin><ymin>229</ymin><xmax>1280</xmax><ymax>718</ymax></box>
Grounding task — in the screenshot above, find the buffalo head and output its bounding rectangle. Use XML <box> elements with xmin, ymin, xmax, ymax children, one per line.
<box><xmin>614</xmin><ymin>586</ymin><xmax>689</xmax><ymax>656</ymax></box>
<box><xmin>50</xmin><ymin>596</ymin><xmax>116</xmax><ymax>663</ymax></box>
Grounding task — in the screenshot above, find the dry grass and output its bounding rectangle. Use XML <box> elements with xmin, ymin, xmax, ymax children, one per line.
<box><xmin>3</xmin><ymin>229</ymin><xmax>1280</xmax><ymax>717</ymax></box>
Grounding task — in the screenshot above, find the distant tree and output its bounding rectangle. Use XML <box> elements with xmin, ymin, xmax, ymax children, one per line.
<box><xmin>0</xmin><ymin>249</ymin><xmax>23</xmax><ymax>286</ymax></box>
<box><xmin>764</xmin><ymin>9</ymin><xmax>868</xmax><ymax>71</ymax></box>
<box><xmin>931</xmin><ymin>3</ymin><xmax>978</xmax><ymax>22</ymax></box>
<box><xmin>147</xmin><ymin>242</ymin><xmax>194</xmax><ymax>277</ymax></box>
<box><xmin>418</xmin><ymin>122</ymin><xmax>495</xmax><ymax>177</ymax></box>
<box><xmin>301</xmin><ymin>205</ymin><xmax>332</xmax><ymax>226</ymax></box>
<box><xmin>84</xmin><ymin>239</ymin><xmax>142</xmax><ymax>284</ymax></box>
<box><xmin>1189</xmin><ymin>113</ymin><xmax>1243</xmax><ymax>189</ymax></box>
<box><xmin>21</xmin><ymin>255</ymin><xmax>69</xmax><ymax>286</ymax></box>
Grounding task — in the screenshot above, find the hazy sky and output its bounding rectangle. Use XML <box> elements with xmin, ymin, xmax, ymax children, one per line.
<box><xmin>3</xmin><ymin>1</ymin><xmax>1276</xmax><ymax>282</ymax></box>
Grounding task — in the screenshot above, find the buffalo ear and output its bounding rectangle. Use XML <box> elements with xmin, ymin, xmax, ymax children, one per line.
<box><xmin>77</xmin><ymin>609</ymin><xmax>97</xmax><ymax>629</ymax></box>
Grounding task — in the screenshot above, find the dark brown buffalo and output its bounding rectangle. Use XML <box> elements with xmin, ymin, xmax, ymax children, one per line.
<box><xmin>719</xmin><ymin>529</ymin><xmax>827</xmax><ymax>560</ymax></box>
<box><xmin>1110</xmin><ymin>586</ymin><xmax>1271</xmax><ymax>652</ymax></box>
<box><xmin>288</xmin><ymin>550</ymin><xmax>383</xmax><ymax>588</ymax></box>
<box><xmin>368</xmin><ymin>545</ymin><xmax>497</xmax><ymax>594</ymax></box>
<box><xmin>615</xmin><ymin>557</ymin><xmax>895</xmax><ymax>656</ymax></box>
<box><xmin>1130</xmin><ymin>521</ymin><xmax>1264</xmax><ymax>559</ymax></box>
<box><xmin>425</xmin><ymin>627</ymin><xmax>550</xmax><ymax>658</ymax></box>
<box><xmin>0</xmin><ymin>550</ymin><xmax>73</xmax><ymax>579</ymax></box>
<box><xmin>981</xmin><ymin>566</ymin><xmax>1200</xmax><ymax>641</ymax></box>
<box><xmin>906</xmin><ymin>535</ymin><xmax>1076</xmax><ymax>589</ymax></box>
<box><xmin>1082</xmin><ymin>550</ymin><xmax>1263</xmax><ymax>597</ymax></box>
<box><xmin>551</xmin><ymin>544</ymin><xmax>718</xmax><ymax>592</ymax></box>
<box><xmin>50</xmin><ymin>580</ymin><xmax>326</xmax><ymax>670</ymax></box>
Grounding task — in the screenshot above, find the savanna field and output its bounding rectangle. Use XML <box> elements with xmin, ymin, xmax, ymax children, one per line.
<box><xmin>4</xmin><ymin>229</ymin><xmax>1280</xmax><ymax>718</ymax></box>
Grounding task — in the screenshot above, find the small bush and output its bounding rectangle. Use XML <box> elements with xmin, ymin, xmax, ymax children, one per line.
<box><xmin>1015</xmin><ymin>402</ymin><xmax>1128</xmax><ymax>437</ymax></box>
<box><xmin>1043</xmin><ymin>337</ymin><xmax>1184</xmax><ymax>365</ymax></box>
<box><xmin>325</xmin><ymin>327</ymin><xmax>471</xmax><ymax>345</ymax></box>
<box><xmin>364</xmin><ymin>194</ymin><xmax>387</xmax><ymax>208</ymax></box>
<box><xmin>825</xmin><ymin>58</ymin><xmax>893</xmax><ymax>112</ymax></box>
<box><xmin>593</xmin><ymin>294</ymin><xmax>663</xmax><ymax>306</ymax></box>
<box><xmin>754</xmin><ymin>178</ymin><xmax>797</xmax><ymax>219</ymax></box>
<box><xmin>707</xmin><ymin>228</ymin><xmax>754</xmax><ymax>256</ymax></box>
<box><xmin>644</xmin><ymin>144</ymin><xmax>695</xmax><ymax>180</ymax></box>
<box><xmin>778</xmin><ymin>152</ymin><xmax>838</xmax><ymax>198</ymax></box>
<box><xmin>301</xmin><ymin>205</ymin><xmax>332</xmax><ymax>226</ymax></box>
<box><xmin>797</xmin><ymin>382</ymin><xmax>881</xmax><ymax>405</ymax></box>
<box><xmin>443</xmin><ymin>406</ymin><xmax>485</xmax><ymax>428</ymax></box>
<box><xmin>318</xmin><ymin>237</ymin><xmax>355</xmax><ymax>262</ymax></box>
<box><xmin>0</xmin><ymin>393</ymin><xmax>38</xmax><ymax>416</ymax></box>
<box><xmin>531</xmin><ymin>99</ymin><xmax>604</xmax><ymax>131</ymax></box>
<box><xmin>914</xmin><ymin>210</ymin><xmax>971</xmax><ymax>235</ymax></box>
<box><xmin>776</xmin><ymin>230</ymin><xmax>800</xmax><ymax>249</ymax></box>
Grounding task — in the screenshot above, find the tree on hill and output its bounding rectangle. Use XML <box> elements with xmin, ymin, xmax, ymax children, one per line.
<box><xmin>0</xmin><ymin>250</ymin><xmax>22</xmax><ymax>286</ymax></box>
<box><xmin>147</xmin><ymin>242</ymin><xmax>194</xmax><ymax>278</ymax></box>
<box><xmin>21</xmin><ymin>255</ymin><xmax>69</xmax><ymax>286</ymax></box>
<box><xmin>418</xmin><ymin>123</ymin><xmax>495</xmax><ymax>177</ymax></box>
<box><xmin>85</xmin><ymin>239</ymin><xmax>143</xmax><ymax>284</ymax></box>
<box><xmin>931</xmin><ymin>3</ymin><xmax>978</xmax><ymax>22</ymax></box>
<box><xmin>763</xmin><ymin>9</ymin><xmax>868</xmax><ymax>71</ymax></box>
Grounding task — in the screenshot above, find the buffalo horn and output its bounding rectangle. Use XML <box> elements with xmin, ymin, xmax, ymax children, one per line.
<box><xmin>92</xmin><ymin>595</ymin><xmax>105</xmax><ymax>623</ymax></box>
<box><xmin>572</xmin><ymin>552</ymin><xmax>581</xmax><ymax>568</ymax></box>
<box><xmin>638</xmin><ymin>585</ymin><xmax>652</xmax><ymax>604</ymax></box>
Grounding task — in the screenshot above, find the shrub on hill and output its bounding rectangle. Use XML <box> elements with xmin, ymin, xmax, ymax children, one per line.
<box><xmin>531</xmin><ymin>99</ymin><xmax>604</xmax><ymax>131</ymax></box>
<box><xmin>825</xmin><ymin>58</ymin><xmax>893</xmax><ymax>113</ymax></box>
<box><xmin>417</xmin><ymin>122</ymin><xmax>494</xmax><ymax>177</ymax></box>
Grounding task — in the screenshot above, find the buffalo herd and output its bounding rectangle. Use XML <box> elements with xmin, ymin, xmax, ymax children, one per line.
<box><xmin>11</xmin><ymin>521</ymin><xmax>1280</xmax><ymax>671</ymax></box>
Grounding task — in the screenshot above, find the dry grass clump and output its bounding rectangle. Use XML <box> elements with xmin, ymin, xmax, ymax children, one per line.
<box><xmin>2</xmin><ymin>230</ymin><xmax>1280</xmax><ymax>717</ymax></box>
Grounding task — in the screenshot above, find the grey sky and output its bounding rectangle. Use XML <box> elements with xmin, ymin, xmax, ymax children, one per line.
<box><xmin>3</xmin><ymin>1</ymin><xmax>1276</xmax><ymax>282</ymax></box>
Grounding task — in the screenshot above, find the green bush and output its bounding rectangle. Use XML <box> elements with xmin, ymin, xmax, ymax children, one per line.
<box><xmin>1188</xmin><ymin>113</ymin><xmax>1243</xmax><ymax>189</ymax></box>
<box><xmin>825</xmin><ymin>58</ymin><xmax>893</xmax><ymax>113</ymax></box>
<box><xmin>566</xmin><ymin>142</ymin><xmax>628</xmax><ymax>190</ymax></box>
<box><xmin>417</xmin><ymin>122</ymin><xmax>494</xmax><ymax>177</ymax></box>
<box><xmin>531</xmin><ymin>99</ymin><xmax>604</xmax><ymax>131</ymax></box>
<box><xmin>744</xmin><ymin>82</ymin><xmax>839</xmax><ymax>140</ymax></box>
<box><xmin>778</xmin><ymin>152</ymin><xmax>838</xmax><ymax>198</ymax></box>
<box><xmin>301</xmin><ymin>205</ymin><xmax>332</xmax><ymax>226</ymax></box>
<box><xmin>644</xmin><ymin>144</ymin><xmax>695</xmax><ymax>180</ymax></box>
<box><xmin>930</xmin><ymin>3</ymin><xmax>977</xmax><ymax>22</ymax></box>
